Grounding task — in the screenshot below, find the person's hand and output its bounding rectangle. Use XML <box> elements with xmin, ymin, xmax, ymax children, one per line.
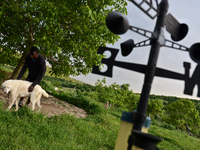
<box><xmin>28</xmin><ymin>85</ymin><xmax>34</xmax><ymax>92</ymax></box>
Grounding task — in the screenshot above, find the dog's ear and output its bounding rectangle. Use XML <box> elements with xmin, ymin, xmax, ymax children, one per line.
<box><xmin>1</xmin><ymin>83</ymin><xmax>4</xmax><ymax>88</ymax></box>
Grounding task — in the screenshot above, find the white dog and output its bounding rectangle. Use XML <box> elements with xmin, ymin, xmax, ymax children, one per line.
<box><xmin>1</xmin><ymin>80</ymin><xmax>49</xmax><ymax>111</ymax></box>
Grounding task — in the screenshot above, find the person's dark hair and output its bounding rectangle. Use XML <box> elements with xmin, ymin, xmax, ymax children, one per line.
<box><xmin>30</xmin><ymin>46</ymin><xmax>39</xmax><ymax>53</ymax></box>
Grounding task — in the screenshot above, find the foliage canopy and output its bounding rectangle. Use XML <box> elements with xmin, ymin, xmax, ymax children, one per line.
<box><xmin>0</xmin><ymin>0</ymin><xmax>128</xmax><ymax>78</ymax></box>
<box><xmin>164</xmin><ymin>99</ymin><xmax>200</xmax><ymax>133</ymax></box>
<box><xmin>147</xmin><ymin>99</ymin><xmax>164</xmax><ymax>119</ymax></box>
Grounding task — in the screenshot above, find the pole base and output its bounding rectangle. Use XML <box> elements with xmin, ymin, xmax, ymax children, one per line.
<box><xmin>129</xmin><ymin>129</ymin><xmax>162</xmax><ymax>150</ymax></box>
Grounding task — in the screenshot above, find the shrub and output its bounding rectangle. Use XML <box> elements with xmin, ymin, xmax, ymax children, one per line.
<box><xmin>53</xmin><ymin>92</ymin><xmax>103</xmax><ymax>115</ymax></box>
<box><xmin>146</xmin><ymin>99</ymin><xmax>164</xmax><ymax>119</ymax></box>
<box><xmin>161</xmin><ymin>123</ymin><xmax>176</xmax><ymax>130</ymax></box>
<box><xmin>163</xmin><ymin>99</ymin><xmax>200</xmax><ymax>132</ymax></box>
<box><xmin>53</xmin><ymin>81</ymin><xmax>61</xmax><ymax>87</ymax></box>
<box><xmin>94</xmin><ymin>78</ymin><xmax>140</xmax><ymax>110</ymax></box>
<box><xmin>0</xmin><ymin>69</ymin><xmax>7</xmax><ymax>84</ymax></box>
<box><xmin>40</xmin><ymin>80</ymin><xmax>55</xmax><ymax>92</ymax></box>
<box><xmin>40</xmin><ymin>82</ymin><xmax>103</xmax><ymax>115</ymax></box>
<box><xmin>152</xmin><ymin>119</ymin><xmax>176</xmax><ymax>130</ymax></box>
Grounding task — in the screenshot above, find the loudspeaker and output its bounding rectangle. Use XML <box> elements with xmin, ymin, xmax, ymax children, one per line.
<box><xmin>189</xmin><ymin>43</ymin><xmax>200</xmax><ymax>64</ymax></box>
<box><xmin>106</xmin><ymin>12</ymin><xmax>129</xmax><ymax>35</ymax></box>
<box><xmin>120</xmin><ymin>39</ymin><xmax>134</xmax><ymax>56</ymax></box>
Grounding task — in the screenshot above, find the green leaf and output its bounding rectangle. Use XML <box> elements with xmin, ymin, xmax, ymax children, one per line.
<box><xmin>0</xmin><ymin>0</ymin><xmax>128</xmax><ymax>77</ymax></box>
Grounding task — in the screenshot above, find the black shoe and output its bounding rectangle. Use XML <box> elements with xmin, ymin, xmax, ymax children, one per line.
<box><xmin>12</xmin><ymin>104</ymin><xmax>23</xmax><ymax>108</ymax></box>
<box><xmin>19</xmin><ymin>100</ymin><xmax>23</xmax><ymax>107</ymax></box>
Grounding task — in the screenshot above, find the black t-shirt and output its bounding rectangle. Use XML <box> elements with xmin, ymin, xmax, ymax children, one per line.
<box><xmin>17</xmin><ymin>54</ymin><xmax>46</xmax><ymax>86</ymax></box>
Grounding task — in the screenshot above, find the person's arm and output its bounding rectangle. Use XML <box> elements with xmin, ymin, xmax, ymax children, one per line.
<box><xmin>17</xmin><ymin>55</ymin><xmax>28</xmax><ymax>80</ymax></box>
<box><xmin>32</xmin><ymin>56</ymin><xmax>46</xmax><ymax>87</ymax></box>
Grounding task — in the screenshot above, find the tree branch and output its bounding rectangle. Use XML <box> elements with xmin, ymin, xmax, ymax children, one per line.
<box><xmin>93</xmin><ymin>4</ymin><xmax>106</xmax><ymax>12</ymax></box>
<box><xmin>43</xmin><ymin>54</ymin><xmax>61</xmax><ymax>64</ymax></box>
<box><xmin>6</xmin><ymin>0</ymin><xmax>10</xmax><ymax>6</ymax></box>
<box><xmin>87</xmin><ymin>0</ymin><xmax>90</xmax><ymax>7</ymax></box>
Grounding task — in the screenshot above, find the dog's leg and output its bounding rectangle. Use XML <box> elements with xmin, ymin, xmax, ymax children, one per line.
<box><xmin>15</xmin><ymin>98</ymin><xmax>20</xmax><ymax>111</ymax></box>
<box><xmin>36</xmin><ymin>94</ymin><xmax>42</xmax><ymax>112</ymax></box>
<box><xmin>31</xmin><ymin>95</ymin><xmax>36</xmax><ymax>111</ymax></box>
<box><xmin>8</xmin><ymin>100</ymin><xmax>15</xmax><ymax>110</ymax></box>
<box><xmin>7</xmin><ymin>91</ymin><xmax>18</xmax><ymax>110</ymax></box>
<box><xmin>8</xmin><ymin>97</ymin><xmax>16</xmax><ymax>110</ymax></box>
<box><xmin>31</xmin><ymin>101</ymin><xmax>36</xmax><ymax>111</ymax></box>
<box><xmin>30</xmin><ymin>93</ymin><xmax>36</xmax><ymax>111</ymax></box>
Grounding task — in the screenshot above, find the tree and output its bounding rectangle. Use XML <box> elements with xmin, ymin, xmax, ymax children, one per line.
<box><xmin>146</xmin><ymin>99</ymin><xmax>164</xmax><ymax>119</ymax></box>
<box><xmin>0</xmin><ymin>0</ymin><xmax>128</xmax><ymax>79</ymax></box>
<box><xmin>94</xmin><ymin>78</ymin><xmax>140</xmax><ymax>110</ymax></box>
<box><xmin>164</xmin><ymin>99</ymin><xmax>200</xmax><ymax>133</ymax></box>
<box><xmin>120</xmin><ymin>83</ymin><xmax>130</xmax><ymax>91</ymax></box>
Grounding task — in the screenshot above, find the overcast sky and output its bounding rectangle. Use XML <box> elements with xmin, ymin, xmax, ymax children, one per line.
<box><xmin>71</xmin><ymin>0</ymin><xmax>200</xmax><ymax>100</ymax></box>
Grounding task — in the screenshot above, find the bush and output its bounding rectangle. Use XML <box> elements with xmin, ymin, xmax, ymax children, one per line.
<box><xmin>40</xmin><ymin>81</ymin><xmax>103</xmax><ymax>115</ymax></box>
<box><xmin>0</xmin><ymin>69</ymin><xmax>8</xmax><ymax>84</ymax></box>
<box><xmin>53</xmin><ymin>92</ymin><xmax>103</xmax><ymax>115</ymax></box>
<box><xmin>163</xmin><ymin>99</ymin><xmax>200</xmax><ymax>132</ymax></box>
<box><xmin>152</xmin><ymin>119</ymin><xmax>176</xmax><ymax>130</ymax></box>
<box><xmin>40</xmin><ymin>80</ymin><xmax>55</xmax><ymax>93</ymax></box>
<box><xmin>161</xmin><ymin>123</ymin><xmax>176</xmax><ymax>130</ymax></box>
<box><xmin>146</xmin><ymin>99</ymin><xmax>164</xmax><ymax>119</ymax></box>
<box><xmin>53</xmin><ymin>81</ymin><xmax>61</xmax><ymax>87</ymax></box>
<box><xmin>94</xmin><ymin>78</ymin><xmax>140</xmax><ymax>110</ymax></box>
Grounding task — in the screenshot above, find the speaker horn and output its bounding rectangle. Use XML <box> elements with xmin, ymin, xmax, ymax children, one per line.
<box><xmin>120</xmin><ymin>39</ymin><xmax>134</xmax><ymax>56</ymax></box>
<box><xmin>171</xmin><ymin>23</ymin><xmax>188</xmax><ymax>42</ymax></box>
<box><xmin>165</xmin><ymin>14</ymin><xmax>188</xmax><ymax>41</ymax></box>
<box><xmin>189</xmin><ymin>43</ymin><xmax>200</xmax><ymax>64</ymax></box>
<box><xmin>106</xmin><ymin>12</ymin><xmax>129</xmax><ymax>35</ymax></box>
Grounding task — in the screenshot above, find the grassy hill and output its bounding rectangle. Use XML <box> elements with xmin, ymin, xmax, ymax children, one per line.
<box><xmin>0</xmin><ymin>65</ymin><xmax>200</xmax><ymax>150</ymax></box>
<box><xmin>149</xmin><ymin>125</ymin><xmax>200</xmax><ymax>149</ymax></box>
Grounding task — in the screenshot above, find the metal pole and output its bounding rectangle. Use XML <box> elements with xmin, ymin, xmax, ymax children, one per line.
<box><xmin>128</xmin><ymin>0</ymin><xmax>169</xmax><ymax>149</ymax></box>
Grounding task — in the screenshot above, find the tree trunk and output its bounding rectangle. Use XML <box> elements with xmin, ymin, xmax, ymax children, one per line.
<box><xmin>10</xmin><ymin>52</ymin><xmax>28</xmax><ymax>79</ymax></box>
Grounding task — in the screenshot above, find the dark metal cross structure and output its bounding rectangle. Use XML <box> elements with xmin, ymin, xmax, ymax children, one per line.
<box><xmin>92</xmin><ymin>0</ymin><xmax>200</xmax><ymax>149</ymax></box>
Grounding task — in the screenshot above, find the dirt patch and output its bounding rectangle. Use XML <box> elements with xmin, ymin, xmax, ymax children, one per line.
<box><xmin>0</xmin><ymin>87</ymin><xmax>88</xmax><ymax>118</ymax></box>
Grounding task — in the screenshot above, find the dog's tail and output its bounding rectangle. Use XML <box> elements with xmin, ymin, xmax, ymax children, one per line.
<box><xmin>42</xmin><ymin>89</ymin><xmax>49</xmax><ymax>98</ymax></box>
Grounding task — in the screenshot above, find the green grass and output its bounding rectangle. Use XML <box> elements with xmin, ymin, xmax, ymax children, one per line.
<box><xmin>60</xmin><ymin>87</ymin><xmax>76</xmax><ymax>93</ymax></box>
<box><xmin>1</xmin><ymin>65</ymin><xmax>200</xmax><ymax>149</ymax></box>
<box><xmin>0</xmin><ymin>64</ymin><xmax>15</xmax><ymax>73</ymax></box>
<box><xmin>149</xmin><ymin>125</ymin><xmax>200</xmax><ymax>150</ymax></box>
<box><xmin>1</xmin><ymin>102</ymin><xmax>200</xmax><ymax>150</ymax></box>
<box><xmin>0</xmin><ymin>103</ymin><xmax>121</xmax><ymax>150</ymax></box>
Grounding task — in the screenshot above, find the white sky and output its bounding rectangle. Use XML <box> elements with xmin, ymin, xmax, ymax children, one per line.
<box><xmin>71</xmin><ymin>0</ymin><xmax>200</xmax><ymax>100</ymax></box>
